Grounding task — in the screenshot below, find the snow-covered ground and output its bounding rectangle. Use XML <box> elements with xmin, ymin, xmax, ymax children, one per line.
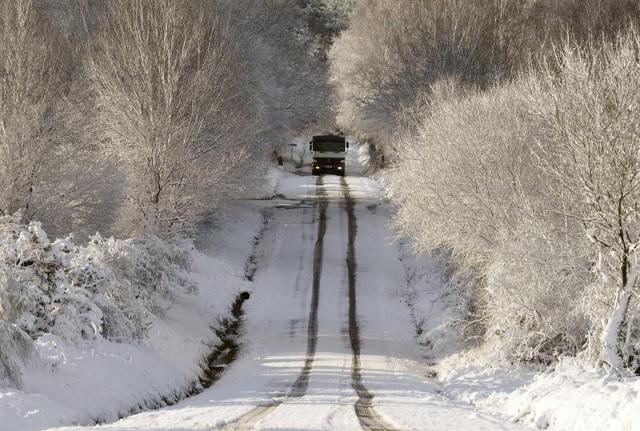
<box><xmin>4</xmin><ymin>143</ymin><xmax>638</xmax><ymax>431</ymax></box>
<box><xmin>0</xmin><ymin>199</ymin><xmax>270</xmax><ymax>430</ymax></box>
<box><xmin>435</xmin><ymin>355</ymin><xmax>640</xmax><ymax>431</ymax></box>
<box><xmin>32</xmin><ymin>148</ymin><xmax>532</xmax><ymax>431</ymax></box>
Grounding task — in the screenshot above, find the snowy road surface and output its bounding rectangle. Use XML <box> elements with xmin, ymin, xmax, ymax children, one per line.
<box><xmin>53</xmin><ymin>173</ymin><xmax>531</xmax><ymax>431</ymax></box>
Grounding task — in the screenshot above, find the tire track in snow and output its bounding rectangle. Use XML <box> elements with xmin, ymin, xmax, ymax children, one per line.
<box><xmin>341</xmin><ymin>177</ymin><xmax>399</xmax><ymax>431</ymax></box>
<box><xmin>219</xmin><ymin>176</ymin><xmax>328</xmax><ymax>430</ymax></box>
<box><xmin>289</xmin><ymin>176</ymin><xmax>327</xmax><ymax>396</ymax></box>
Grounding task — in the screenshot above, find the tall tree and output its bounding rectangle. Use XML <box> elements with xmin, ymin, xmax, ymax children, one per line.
<box><xmin>88</xmin><ymin>0</ymin><xmax>257</xmax><ymax>237</ymax></box>
<box><xmin>0</xmin><ymin>0</ymin><xmax>104</xmax><ymax>235</ymax></box>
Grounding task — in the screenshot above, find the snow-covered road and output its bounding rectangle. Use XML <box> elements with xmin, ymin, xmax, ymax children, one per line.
<box><xmin>53</xmin><ymin>172</ymin><xmax>531</xmax><ymax>431</ymax></box>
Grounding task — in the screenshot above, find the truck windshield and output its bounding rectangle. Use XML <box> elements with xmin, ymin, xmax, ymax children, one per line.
<box><xmin>313</xmin><ymin>141</ymin><xmax>345</xmax><ymax>152</ymax></box>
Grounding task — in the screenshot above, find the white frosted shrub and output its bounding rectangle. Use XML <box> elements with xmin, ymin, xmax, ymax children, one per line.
<box><xmin>388</xmin><ymin>80</ymin><xmax>593</xmax><ymax>364</ymax></box>
<box><xmin>0</xmin><ymin>215</ymin><xmax>192</xmax><ymax>343</ymax></box>
<box><xmin>0</xmin><ymin>216</ymin><xmax>99</xmax><ymax>340</ymax></box>
<box><xmin>391</xmin><ymin>30</ymin><xmax>640</xmax><ymax>370</ymax></box>
<box><xmin>521</xmin><ymin>32</ymin><xmax>640</xmax><ymax>370</ymax></box>
<box><xmin>0</xmin><ymin>320</ymin><xmax>38</xmax><ymax>388</ymax></box>
<box><xmin>484</xmin><ymin>219</ymin><xmax>592</xmax><ymax>363</ymax></box>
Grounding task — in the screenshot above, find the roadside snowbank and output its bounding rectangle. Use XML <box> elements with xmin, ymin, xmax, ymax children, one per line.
<box><xmin>396</xmin><ymin>241</ymin><xmax>462</xmax><ymax>362</ymax></box>
<box><xmin>400</xmin><ymin>252</ymin><xmax>640</xmax><ymax>431</ymax></box>
<box><xmin>0</xmin><ymin>203</ymin><xmax>267</xmax><ymax>431</ymax></box>
<box><xmin>264</xmin><ymin>167</ymin><xmax>285</xmax><ymax>198</ymax></box>
<box><xmin>437</xmin><ymin>355</ymin><xmax>640</xmax><ymax>431</ymax></box>
<box><xmin>392</xmin><ymin>212</ymin><xmax>640</xmax><ymax>431</ymax></box>
<box><xmin>371</xmin><ymin>162</ymin><xmax>637</xmax><ymax>430</ymax></box>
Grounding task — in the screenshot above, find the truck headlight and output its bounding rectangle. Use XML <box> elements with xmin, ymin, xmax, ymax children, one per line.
<box><xmin>337</xmin><ymin>166</ymin><xmax>343</xmax><ymax>170</ymax></box>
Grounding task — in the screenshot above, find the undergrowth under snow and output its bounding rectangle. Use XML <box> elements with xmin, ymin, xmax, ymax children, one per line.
<box><xmin>435</xmin><ymin>354</ymin><xmax>640</xmax><ymax>431</ymax></box>
<box><xmin>398</xmin><ymin>233</ymin><xmax>640</xmax><ymax>431</ymax></box>
<box><xmin>0</xmin><ymin>199</ymin><xmax>267</xmax><ymax>430</ymax></box>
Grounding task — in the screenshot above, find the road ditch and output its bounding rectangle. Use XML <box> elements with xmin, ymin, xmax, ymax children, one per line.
<box><xmin>200</xmin><ymin>291</ymin><xmax>251</xmax><ymax>388</ymax></box>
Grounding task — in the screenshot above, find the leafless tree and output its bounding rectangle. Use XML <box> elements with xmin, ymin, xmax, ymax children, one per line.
<box><xmin>88</xmin><ymin>0</ymin><xmax>260</xmax><ymax>237</ymax></box>
<box><xmin>0</xmin><ymin>0</ymin><xmax>110</xmax><ymax>236</ymax></box>
<box><xmin>387</xmin><ymin>27</ymin><xmax>640</xmax><ymax>370</ymax></box>
<box><xmin>526</xmin><ymin>33</ymin><xmax>640</xmax><ymax>370</ymax></box>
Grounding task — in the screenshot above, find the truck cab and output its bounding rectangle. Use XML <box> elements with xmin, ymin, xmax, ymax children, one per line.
<box><xmin>309</xmin><ymin>135</ymin><xmax>349</xmax><ymax>176</ymax></box>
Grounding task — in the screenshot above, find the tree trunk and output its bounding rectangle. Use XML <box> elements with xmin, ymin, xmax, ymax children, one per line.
<box><xmin>601</xmin><ymin>254</ymin><xmax>637</xmax><ymax>371</ymax></box>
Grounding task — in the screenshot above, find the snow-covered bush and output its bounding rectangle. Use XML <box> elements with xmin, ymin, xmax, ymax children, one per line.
<box><xmin>389</xmin><ymin>29</ymin><xmax>640</xmax><ymax>370</ymax></box>
<box><xmin>0</xmin><ymin>320</ymin><xmax>38</xmax><ymax>388</ymax></box>
<box><xmin>0</xmin><ymin>215</ymin><xmax>99</xmax><ymax>340</ymax></box>
<box><xmin>484</xmin><ymin>219</ymin><xmax>592</xmax><ymax>363</ymax></box>
<box><xmin>523</xmin><ymin>32</ymin><xmax>640</xmax><ymax>370</ymax></box>
<box><xmin>388</xmin><ymin>79</ymin><xmax>593</xmax><ymax>365</ymax></box>
<box><xmin>0</xmin><ymin>214</ymin><xmax>193</xmax><ymax>344</ymax></box>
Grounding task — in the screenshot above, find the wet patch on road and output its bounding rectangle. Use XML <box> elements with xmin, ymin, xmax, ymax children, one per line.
<box><xmin>274</xmin><ymin>199</ymin><xmax>315</xmax><ymax>210</ymax></box>
<box><xmin>288</xmin><ymin>318</ymin><xmax>302</xmax><ymax>338</ymax></box>
<box><xmin>366</xmin><ymin>203</ymin><xmax>379</xmax><ymax>214</ymax></box>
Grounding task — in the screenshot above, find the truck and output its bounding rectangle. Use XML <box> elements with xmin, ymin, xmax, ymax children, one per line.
<box><xmin>309</xmin><ymin>134</ymin><xmax>349</xmax><ymax>176</ymax></box>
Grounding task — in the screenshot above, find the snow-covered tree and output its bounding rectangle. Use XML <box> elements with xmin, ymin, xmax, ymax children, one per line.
<box><xmin>329</xmin><ymin>0</ymin><xmax>522</xmax><ymax>150</ymax></box>
<box><xmin>330</xmin><ymin>0</ymin><xmax>640</xmax><ymax>160</ymax></box>
<box><xmin>219</xmin><ymin>0</ymin><xmax>343</xmax><ymax>147</ymax></box>
<box><xmin>525</xmin><ymin>33</ymin><xmax>640</xmax><ymax>370</ymax></box>
<box><xmin>388</xmin><ymin>27</ymin><xmax>640</xmax><ymax>370</ymax></box>
<box><xmin>87</xmin><ymin>0</ymin><xmax>260</xmax><ymax>237</ymax></box>
<box><xmin>0</xmin><ymin>0</ymin><xmax>67</xmax><ymax>222</ymax></box>
<box><xmin>388</xmin><ymin>80</ymin><xmax>593</xmax><ymax>364</ymax></box>
<box><xmin>0</xmin><ymin>0</ymin><xmax>116</xmax><ymax>237</ymax></box>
